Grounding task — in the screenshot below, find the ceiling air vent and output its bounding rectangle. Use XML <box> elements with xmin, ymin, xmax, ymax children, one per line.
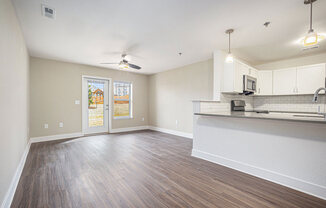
<box><xmin>42</xmin><ymin>4</ymin><xmax>55</xmax><ymax>19</ymax></box>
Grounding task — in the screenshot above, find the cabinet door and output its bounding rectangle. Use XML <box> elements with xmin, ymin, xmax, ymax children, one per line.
<box><xmin>234</xmin><ymin>61</ymin><xmax>247</xmax><ymax>93</ymax></box>
<box><xmin>297</xmin><ymin>64</ymin><xmax>326</xmax><ymax>94</ymax></box>
<box><xmin>257</xmin><ymin>70</ymin><xmax>273</xmax><ymax>95</ymax></box>
<box><xmin>249</xmin><ymin>68</ymin><xmax>258</xmax><ymax>78</ymax></box>
<box><xmin>273</xmin><ymin>68</ymin><xmax>297</xmax><ymax>95</ymax></box>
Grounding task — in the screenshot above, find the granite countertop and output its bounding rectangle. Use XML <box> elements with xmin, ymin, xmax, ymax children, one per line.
<box><xmin>195</xmin><ymin>111</ymin><xmax>326</xmax><ymax>123</ymax></box>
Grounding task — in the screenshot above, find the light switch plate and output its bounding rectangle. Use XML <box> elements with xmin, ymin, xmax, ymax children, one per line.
<box><xmin>75</xmin><ymin>100</ymin><xmax>80</xmax><ymax>105</ymax></box>
<box><xmin>59</xmin><ymin>122</ymin><xmax>64</xmax><ymax>128</ymax></box>
<box><xmin>44</xmin><ymin>124</ymin><xmax>48</xmax><ymax>129</ymax></box>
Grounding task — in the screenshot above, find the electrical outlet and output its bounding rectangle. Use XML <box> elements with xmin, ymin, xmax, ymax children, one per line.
<box><xmin>75</xmin><ymin>100</ymin><xmax>80</xmax><ymax>105</ymax></box>
<box><xmin>141</xmin><ymin>117</ymin><xmax>145</xmax><ymax>121</ymax></box>
<box><xmin>175</xmin><ymin>120</ymin><xmax>178</xmax><ymax>127</ymax></box>
<box><xmin>59</xmin><ymin>122</ymin><xmax>64</xmax><ymax>128</ymax></box>
<box><xmin>44</xmin><ymin>124</ymin><xmax>48</xmax><ymax>129</ymax></box>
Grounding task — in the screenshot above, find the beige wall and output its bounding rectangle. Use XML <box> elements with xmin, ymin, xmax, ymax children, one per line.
<box><xmin>149</xmin><ymin>59</ymin><xmax>213</xmax><ymax>134</ymax></box>
<box><xmin>30</xmin><ymin>57</ymin><xmax>149</xmax><ymax>137</ymax></box>
<box><xmin>0</xmin><ymin>0</ymin><xmax>29</xmax><ymax>205</ymax></box>
<box><xmin>255</xmin><ymin>52</ymin><xmax>326</xmax><ymax>70</ymax></box>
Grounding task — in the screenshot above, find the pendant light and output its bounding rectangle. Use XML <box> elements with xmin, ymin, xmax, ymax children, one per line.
<box><xmin>225</xmin><ymin>29</ymin><xmax>234</xmax><ymax>63</ymax></box>
<box><xmin>303</xmin><ymin>0</ymin><xmax>321</xmax><ymax>47</ymax></box>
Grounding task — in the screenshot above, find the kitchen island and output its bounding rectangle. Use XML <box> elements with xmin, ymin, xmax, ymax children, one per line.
<box><xmin>192</xmin><ymin>102</ymin><xmax>326</xmax><ymax>200</ymax></box>
<box><xmin>196</xmin><ymin>111</ymin><xmax>326</xmax><ymax>123</ymax></box>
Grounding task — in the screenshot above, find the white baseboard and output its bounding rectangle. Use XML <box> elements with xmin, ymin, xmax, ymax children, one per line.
<box><xmin>149</xmin><ymin>126</ymin><xmax>193</xmax><ymax>139</ymax></box>
<box><xmin>30</xmin><ymin>132</ymin><xmax>84</xmax><ymax>143</ymax></box>
<box><xmin>110</xmin><ymin>126</ymin><xmax>149</xmax><ymax>133</ymax></box>
<box><xmin>192</xmin><ymin>149</ymin><xmax>326</xmax><ymax>200</ymax></box>
<box><xmin>1</xmin><ymin>141</ymin><xmax>31</xmax><ymax>208</ymax></box>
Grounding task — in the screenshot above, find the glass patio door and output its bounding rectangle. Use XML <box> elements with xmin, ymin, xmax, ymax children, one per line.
<box><xmin>83</xmin><ymin>78</ymin><xmax>109</xmax><ymax>134</ymax></box>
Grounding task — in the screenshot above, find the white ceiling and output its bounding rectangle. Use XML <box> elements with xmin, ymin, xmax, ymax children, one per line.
<box><xmin>12</xmin><ymin>0</ymin><xmax>326</xmax><ymax>74</ymax></box>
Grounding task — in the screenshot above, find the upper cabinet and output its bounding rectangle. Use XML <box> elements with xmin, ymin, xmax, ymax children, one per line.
<box><xmin>223</xmin><ymin>60</ymin><xmax>258</xmax><ymax>94</ymax></box>
<box><xmin>296</xmin><ymin>64</ymin><xmax>326</xmax><ymax>94</ymax></box>
<box><xmin>222</xmin><ymin>58</ymin><xmax>325</xmax><ymax>96</ymax></box>
<box><xmin>257</xmin><ymin>70</ymin><xmax>273</xmax><ymax>95</ymax></box>
<box><xmin>248</xmin><ymin>67</ymin><xmax>258</xmax><ymax>78</ymax></box>
<box><xmin>273</xmin><ymin>67</ymin><xmax>297</xmax><ymax>95</ymax></box>
<box><xmin>272</xmin><ymin>64</ymin><xmax>325</xmax><ymax>95</ymax></box>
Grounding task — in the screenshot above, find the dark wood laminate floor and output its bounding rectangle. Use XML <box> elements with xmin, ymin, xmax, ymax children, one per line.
<box><xmin>12</xmin><ymin>130</ymin><xmax>326</xmax><ymax>208</ymax></box>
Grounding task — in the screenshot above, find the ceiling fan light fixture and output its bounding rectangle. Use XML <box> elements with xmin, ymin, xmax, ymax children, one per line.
<box><xmin>118</xmin><ymin>61</ymin><xmax>129</xmax><ymax>69</ymax></box>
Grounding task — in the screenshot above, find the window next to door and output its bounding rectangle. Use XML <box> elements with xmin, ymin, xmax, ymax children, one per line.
<box><xmin>113</xmin><ymin>81</ymin><xmax>132</xmax><ymax>119</ymax></box>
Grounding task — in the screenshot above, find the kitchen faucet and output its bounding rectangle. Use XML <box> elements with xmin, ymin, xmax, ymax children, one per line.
<box><xmin>312</xmin><ymin>87</ymin><xmax>326</xmax><ymax>102</ymax></box>
<box><xmin>312</xmin><ymin>87</ymin><xmax>326</xmax><ymax>120</ymax></box>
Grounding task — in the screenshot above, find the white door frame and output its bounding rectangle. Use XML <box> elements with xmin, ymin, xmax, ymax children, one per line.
<box><xmin>82</xmin><ymin>75</ymin><xmax>112</xmax><ymax>134</ymax></box>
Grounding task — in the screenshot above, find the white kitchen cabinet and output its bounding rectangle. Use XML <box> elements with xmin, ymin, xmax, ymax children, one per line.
<box><xmin>249</xmin><ymin>67</ymin><xmax>258</xmax><ymax>78</ymax></box>
<box><xmin>273</xmin><ymin>67</ymin><xmax>297</xmax><ymax>95</ymax></box>
<box><xmin>235</xmin><ymin>61</ymin><xmax>249</xmax><ymax>92</ymax></box>
<box><xmin>223</xmin><ymin>60</ymin><xmax>242</xmax><ymax>93</ymax></box>
<box><xmin>223</xmin><ymin>60</ymin><xmax>258</xmax><ymax>94</ymax></box>
<box><xmin>296</xmin><ymin>64</ymin><xmax>326</xmax><ymax>94</ymax></box>
<box><xmin>257</xmin><ymin>70</ymin><xmax>273</xmax><ymax>95</ymax></box>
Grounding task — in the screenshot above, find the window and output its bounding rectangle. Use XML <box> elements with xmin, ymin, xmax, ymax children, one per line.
<box><xmin>113</xmin><ymin>81</ymin><xmax>132</xmax><ymax>119</ymax></box>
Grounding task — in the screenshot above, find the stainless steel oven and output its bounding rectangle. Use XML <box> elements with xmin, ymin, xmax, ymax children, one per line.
<box><xmin>243</xmin><ymin>75</ymin><xmax>257</xmax><ymax>95</ymax></box>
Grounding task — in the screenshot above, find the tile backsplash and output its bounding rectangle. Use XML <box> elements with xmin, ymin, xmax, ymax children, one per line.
<box><xmin>254</xmin><ymin>94</ymin><xmax>326</xmax><ymax>113</ymax></box>
<box><xmin>200</xmin><ymin>94</ymin><xmax>326</xmax><ymax>113</ymax></box>
<box><xmin>200</xmin><ymin>94</ymin><xmax>254</xmax><ymax>113</ymax></box>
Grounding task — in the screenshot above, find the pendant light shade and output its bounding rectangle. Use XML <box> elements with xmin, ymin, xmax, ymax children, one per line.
<box><xmin>225</xmin><ymin>29</ymin><xmax>234</xmax><ymax>63</ymax></box>
<box><xmin>304</xmin><ymin>31</ymin><xmax>318</xmax><ymax>46</ymax></box>
<box><xmin>303</xmin><ymin>0</ymin><xmax>323</xmax><ymax>47</ymax></box>
<box><xmin>225</xmin><ymin>53</ymin><xmax>233</xmax><ymax>63</ymax></box>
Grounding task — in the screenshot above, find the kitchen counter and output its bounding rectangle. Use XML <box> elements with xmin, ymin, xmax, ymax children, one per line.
<box><xmin>195</xmin><ymin>111</ymin><xmax>326</xmax><ymax>123</ymax></box>
<box><xmin>192</xmin><ymin>108</ymin><xmax>326</xmax><ymax>199</ymax></box>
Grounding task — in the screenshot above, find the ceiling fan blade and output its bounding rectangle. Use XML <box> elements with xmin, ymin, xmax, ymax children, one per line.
<box><xmin>100</xmin><ymin>63</ymin><xmax>119</xmax><ymax>64</ymax></box>
<box><xmin>128</xmin><ymin>63</ymin><xmax>141</xmax><ymax>70</ymax></box>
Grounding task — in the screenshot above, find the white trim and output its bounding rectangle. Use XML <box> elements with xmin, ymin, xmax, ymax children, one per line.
<box><xmin>110</xmin><ymin>126</ymin><xmax>149</xmax><ymax>133</ymax></box>
<box><xmin>30</xmin><ymin>132</ymin><xmax>84</xmax><ymax>143</ymax></box>
<box><xmin>113</xmin><ymin>116</ymin><xmax>133</xmax><ymax>120</ymax></box>
<box><xmin>192</xmin><ymin>149</ymin><xmax>326</xmax><ymax>200</ymax></box>
<box><xmin>82</xmin><ymin>75</ymin><xmax>112</xmax><ymax>134</ymax></box>
<box><xmin>149</xmin><ymin>126</ymin><xmax>193</xmax><ymax>139</ymax></box>
<box><xmin>1</xmin><ymin>140</ymin><xmax>31</xmax><ymax>208</ymax></box>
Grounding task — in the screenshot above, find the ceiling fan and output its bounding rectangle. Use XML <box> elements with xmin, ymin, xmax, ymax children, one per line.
<box><xmin>101</xmin><ymin>54</ymin><xmax>141</xmax><ymax>70</ymax></box>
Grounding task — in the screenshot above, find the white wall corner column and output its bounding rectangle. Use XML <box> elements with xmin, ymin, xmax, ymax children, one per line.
<box><xmin>213</xmin><ymin>50</ymin><xmax>226</xmax><ymax>101</ymax></box>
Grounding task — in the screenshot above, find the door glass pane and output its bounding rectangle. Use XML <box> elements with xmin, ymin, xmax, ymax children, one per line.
<box><xmin>88</xmin><ymin>80</ymin><xmax>104</xmax><ymax>127</ymax></box>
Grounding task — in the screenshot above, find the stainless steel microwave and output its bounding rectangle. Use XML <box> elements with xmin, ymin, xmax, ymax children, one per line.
<box><xmin>243</xmin><ymin>75</ymin><xmax>257</xmax><ymax>95</ymax></box>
